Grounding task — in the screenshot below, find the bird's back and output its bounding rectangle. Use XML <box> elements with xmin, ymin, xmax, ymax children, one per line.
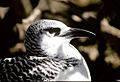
<box><xmin>0</xmin><ymin>55</ymin><xmax>90</xmax><ymax>81</ymax></box>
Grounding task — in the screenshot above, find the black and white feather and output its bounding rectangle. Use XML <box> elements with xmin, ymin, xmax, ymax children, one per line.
<box><xmin>0</xmin><ymin>19</ymin><xmax>95</xmax><ymax>81</ymax></box>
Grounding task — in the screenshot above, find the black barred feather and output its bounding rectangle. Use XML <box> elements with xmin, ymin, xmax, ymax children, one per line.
<box><xmin>0</xmin><ymin>19</ymin><xmax>91</xmax><ymax>81</ymax></box>
<box><xmin>0</xmin><ymin>56</ymin><xmax>80</xmax><ymax>82</ymax></box>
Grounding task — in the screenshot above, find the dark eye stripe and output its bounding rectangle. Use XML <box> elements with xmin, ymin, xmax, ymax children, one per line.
<box><xmin>44</xmin><ymin>28</ymin><xmax>61</xmax><ymax>36</ymax></box>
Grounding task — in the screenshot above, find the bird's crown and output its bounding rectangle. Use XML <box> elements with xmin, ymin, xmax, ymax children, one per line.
<box><xmin>30</xmin><ymin>19</ymin><xmax>67</xmax><ymax>29</ymax></box>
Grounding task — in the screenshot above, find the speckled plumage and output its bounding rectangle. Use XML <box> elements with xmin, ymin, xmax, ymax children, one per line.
<box><xmin>0</xmin><ymin>19</ymin><xmax>95</xmax><ymax>81</ymax></box>
<box><xmin>0</xmin><ymin>56</ymin><xmax>83</xmax><ymax>81</ymax></box>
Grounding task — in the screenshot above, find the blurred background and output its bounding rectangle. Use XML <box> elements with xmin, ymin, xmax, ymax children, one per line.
<box><xmin>0</xmin><ymin>0</ymin><xmax>120</xmax><ymax>81</ymax></box>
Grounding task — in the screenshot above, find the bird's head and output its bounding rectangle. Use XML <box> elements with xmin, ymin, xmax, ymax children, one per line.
<box><xmin>24</xmin><ymin>19</ymin><xmax>95</xmax><ymax>57</ymax></box>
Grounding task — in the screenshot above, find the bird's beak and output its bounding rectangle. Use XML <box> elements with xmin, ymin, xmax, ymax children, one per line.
<box><xmin>60</xmin><ymin>27</ymin><xmax>96</xmax><ymax>39</ymax></box>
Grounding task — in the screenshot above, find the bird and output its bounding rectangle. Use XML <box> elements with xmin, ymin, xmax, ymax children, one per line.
<box><xmin>0</xmin><ymin>19</ymin><xmax>95</xmax><ymax>81</ymax></box>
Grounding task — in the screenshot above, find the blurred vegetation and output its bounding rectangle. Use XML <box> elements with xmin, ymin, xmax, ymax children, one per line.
<box><xmin>0</xmin><ymin>0</ymin><xmax>120</xmax><ymax>81</ymax></box>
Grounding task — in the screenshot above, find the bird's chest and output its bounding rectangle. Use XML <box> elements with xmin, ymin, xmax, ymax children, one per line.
<box><xmin>36</xmin><ymin>57</ymin><xmax>83</xmax><ymax>81</ymax></box>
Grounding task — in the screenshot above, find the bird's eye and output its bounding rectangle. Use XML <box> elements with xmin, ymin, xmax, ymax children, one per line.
<box><xmin>44</xmin><ymin>28</ymin><xmax>60</xmax><ymax>36</ymax></box>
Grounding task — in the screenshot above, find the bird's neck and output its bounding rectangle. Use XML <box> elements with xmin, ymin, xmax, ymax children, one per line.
<box><xmin>57</xmin><ymin>43</ymin><xmax>82</xmax><ymax>60</ymax></box>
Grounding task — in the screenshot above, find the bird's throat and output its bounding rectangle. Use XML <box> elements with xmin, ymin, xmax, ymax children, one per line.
<box><xmin>57</xmin><ymin>43</ymin><xmax>82</xmax><ymax>59</ymax></box>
